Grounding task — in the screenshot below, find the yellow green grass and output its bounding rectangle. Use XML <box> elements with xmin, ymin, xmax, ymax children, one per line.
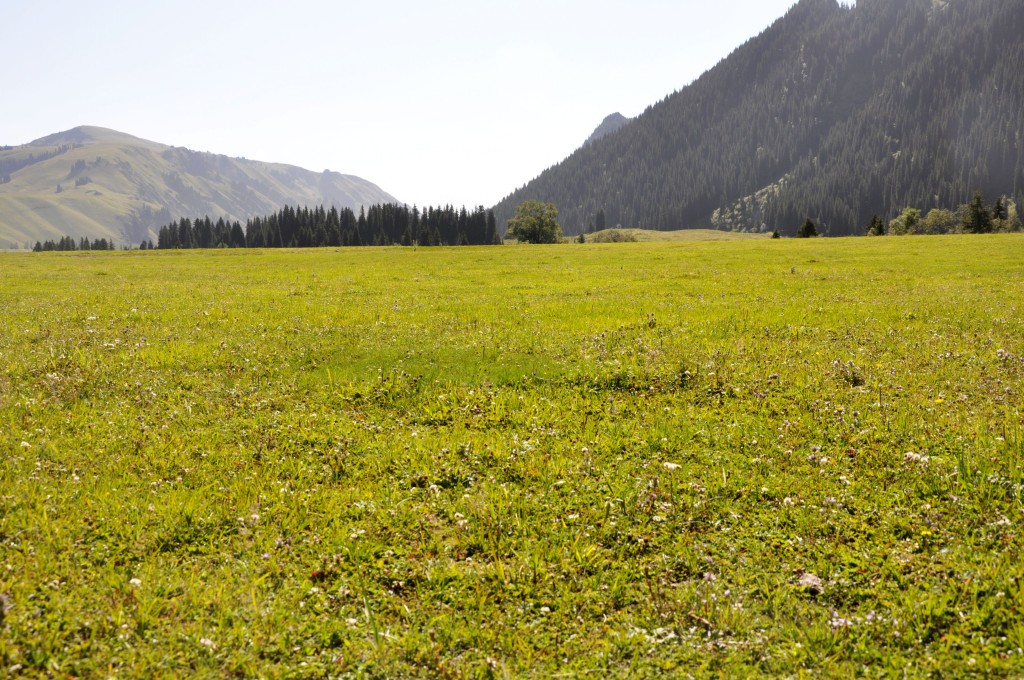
<box><xmin>585</xmin><ymin>228</ymin><xmax>771</xmax><ymax>242</ymax></box>
<box><xmin>1</xmin><ymin>236</ymin><xmax>1023</xmax><ymax>677</ymax></box>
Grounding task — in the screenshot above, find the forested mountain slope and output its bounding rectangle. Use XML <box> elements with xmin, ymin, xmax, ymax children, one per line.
<box><xmin>0</xmin><ymin>126</ymin><xmax>398</xmax><ymax>248</ymax></box>
<box><xmin>494</xmin><ymin>0</ymin><xmax>1024</xmax><ymax>236</ymax></box>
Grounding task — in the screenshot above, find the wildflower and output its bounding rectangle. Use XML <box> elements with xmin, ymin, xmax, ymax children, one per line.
<box><xmin>129</xmin><ymin>578</ymin><xmax>142</xmax><ymax>587</ymax></box>
<box><xmin>829</xmin><ymin>610</ymin><xmax>853</xmax><ymax>631</ymax></box>
<box><xmin>663</xmin><ymin>462</ymin><xmax>681</xmax><ymax>471</ymax></box>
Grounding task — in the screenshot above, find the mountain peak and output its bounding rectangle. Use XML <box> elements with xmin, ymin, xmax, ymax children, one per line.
<box><xmin>29</xmin><ymin>126</ymin><xmax>148</xmax><ymax>148</ymax></box>
<box><xmin>584</xmin><ymin>113</ymin><xmax>631</xmax><ymax>146</ymax></box>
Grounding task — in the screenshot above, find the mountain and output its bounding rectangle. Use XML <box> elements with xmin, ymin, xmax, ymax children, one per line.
<box><xmin>494</xmin><ymin>0</ymin><xmax>1024</xmax><ymax>236</ymax></box>
<box><xmin>584</xmin><ymin>113</ymin><xmax>631</xmax><ymax>146</ymax></box>
<box><xmin>0</xmin><ymin>126</ymin><xmax>398</xmax><ymax>248</ymax></box>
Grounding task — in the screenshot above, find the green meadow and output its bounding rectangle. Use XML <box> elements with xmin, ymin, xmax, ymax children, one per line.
<box><xmin>1</xmin><ymin>236</ymin><xmax>1023</xmax><ymax>677</ymax></box>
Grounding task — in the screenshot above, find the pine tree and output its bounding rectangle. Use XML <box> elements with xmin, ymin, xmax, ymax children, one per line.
<box><xmin>866</xmin><ymin>214</ymin><xmax>886</xmax><ymax>236</ymax></box>
<box><xmin>993</xmin><ymin>197</ymin><xmax>1007</xmax><ymax>221</ymax></box>
<box><xmin>963</xmin><ymin>191</ymin><xmax>993</xmax><ymax>234</ymax></box>
<box><xmin>797</xmin><ymin>218</ymin><xmax>818</xmax><ymax>238</ymax></box>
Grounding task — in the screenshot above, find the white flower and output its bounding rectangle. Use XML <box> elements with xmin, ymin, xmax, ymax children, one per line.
<box><xmin>662</xmin><ymin>462</ymin><xmax>681</xmax><ymax>471</ymax></box>
<box><xmin>129</xmin><ymin>578</ymin><xmax>142</xmax><ymax>587</ymax></box>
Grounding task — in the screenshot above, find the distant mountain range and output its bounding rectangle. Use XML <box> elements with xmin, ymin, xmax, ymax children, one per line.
<box><xmin>495</xmin><ymin>0</ymin><xmax>1024</xmax><ymax>236</ymax></box>
<box><xmin>0</xmin><ymin>126</ymin><xmax>398</xmax><ymax>248</ymax></box>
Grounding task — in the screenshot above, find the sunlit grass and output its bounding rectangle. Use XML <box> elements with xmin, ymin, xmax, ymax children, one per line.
<box><xmin>1</xmin><ymin>236</ymin><xmax>1023</xmax><ymax>676</ymax></box>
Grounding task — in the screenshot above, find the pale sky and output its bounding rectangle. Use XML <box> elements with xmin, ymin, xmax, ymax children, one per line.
<box><xmin>1</xmin><ymin>0</ymin><xmax>798</xmax><ymax>208</ymax></box>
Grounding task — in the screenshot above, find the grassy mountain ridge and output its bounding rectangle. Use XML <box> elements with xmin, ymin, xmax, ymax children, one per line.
<box><xmin>0</xmin><ymin>126</ymin><xmax>398</xmax><ymax>248</ymax></box>
<box><xmin>494</xmin><ymin>0</ymin><xmax>1024</xmax><ymax>236</ymax></box>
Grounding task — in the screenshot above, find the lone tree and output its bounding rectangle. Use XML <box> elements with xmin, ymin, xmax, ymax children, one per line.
<box><xmin>797</xmin><ymin>218</ymin><xmax>818</xmax><ymax>238</ymax></box>
<box><xmin>506</xmin><ymin>200</ymin><xmax>562</xmax><ymax>243</ymax></box>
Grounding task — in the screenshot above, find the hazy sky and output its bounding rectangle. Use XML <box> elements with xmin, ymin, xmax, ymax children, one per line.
<box><xmin>1</xmin><ymin>0</ymin><xmax>798</xmax><ymax>208</ymax></box>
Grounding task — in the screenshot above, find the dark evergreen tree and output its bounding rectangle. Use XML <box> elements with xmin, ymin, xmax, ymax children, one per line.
<box><xmin>230</xmin><ymin>222</ymin><xmax>246</xmax><ymax>247</ymax></box>
<box><xmin>866</xmin><ymin>214</ymin><xmax>886</xmax><ymax>236</ymax></box>
<box><xmin>992</xmin><ymin>197</ymin><xmax>1007</xmax><ymax>221</ymax></box>
<box><xmin>797</xmin><ymin>218</ymin><xmax>818</xmax><ymax>238</ymax></box>
<box><xmin>963</xmin><ymin>191</ymin><xmax>993</xmax><ymax>234</ymax></box>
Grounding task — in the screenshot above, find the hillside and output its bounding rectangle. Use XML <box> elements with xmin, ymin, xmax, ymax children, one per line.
<box><xmin>494</xmin><ymin>0</ymin><xmax>1024</xmax><ymax>236</ymax></box>
<box><xmin>0</xmin><ymin>126</ymin><xmax>398</xmax><ymax>248</ymax></box>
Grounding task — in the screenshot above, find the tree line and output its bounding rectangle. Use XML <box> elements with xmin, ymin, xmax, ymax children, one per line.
<box><xmin>875</xmin><ymin>190</ymin><xmax>1021</xmax><ymax>236</ymax></box>
<box><xmin>152</xmin><ymin>203</ymin><xmax>501</xmax><ymax>250</ymax></box>
<box><xmin>32</xmin><ymin>236</ymin><xmax>118</xmax><ymax>252</ymax></box>
<box><xmin>789</xmin><ymin>189</ymin><xmax>1019</xmax><ymax>237</ymax></box>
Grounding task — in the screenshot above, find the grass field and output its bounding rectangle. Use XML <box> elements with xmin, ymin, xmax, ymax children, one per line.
<box><xmin>584</xmin><ymin>228</ymin><xmax>772</xmax><ymax>242</ymax></box>
<box><xmin>1</xmin><ymin>236</ymin><xmax>1023</xmax><ymax>677</ymax></box>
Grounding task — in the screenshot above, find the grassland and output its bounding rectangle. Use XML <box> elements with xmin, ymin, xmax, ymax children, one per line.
<box><xmin>584</xmin><ymin>228</ymin><xmax>771</xmax><ymax>242</ymax></box>
<box><xmin>1</xmin><ymin>236</ymin><xmax>1023</xmax><ymax>677</ymax></box>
